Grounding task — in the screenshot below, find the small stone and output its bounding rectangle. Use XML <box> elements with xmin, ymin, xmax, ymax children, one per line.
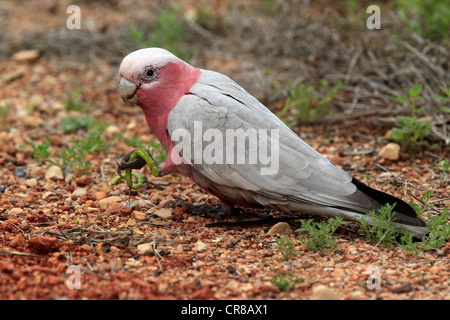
<box><xmin>94</xmin><ymin>191</ymin><xmax>107</xmax><ymax>201</ymax></box>
<box><xmin>311</xmin><ymin>285</ymin><xmax>340</xmax><ymax>300</ymax></box>
<box><xmin>72</xmin><ymin>188</ymin><xmax>87</xmax><ymax>198</ymax></box>
<box><xmin>45</xmin><ymin>165</ymin><xmax>64</xmax><ymax>181</ymax></box>
<box><xmin>137</xmin><ymin>243</ymin><xmax>156</xmax><ymax>256</ymax></box>
<box><xmin>104</xmin><ymin>202</ymin><xmax>132</xmax><ymax>216</ymax></box>
<box><xmin>13</xmin><ymin>167</ymin><xmax>28</xmax><ymax>178</ymax></box>
<box><xmin>98</xmin><ymin>196</ymin><xmax>122</xmax><ymax>210</ymax></box>
<box><xmin>10</xmin><ymin>208</ymin><xmax>25</xmax><ymax>215</ymax></box>
<box><xmin>10</xmin><ymin>233</ymin><xmax>26</xmax><ymax>248</ymax></box>
<box><xmin>28</xmin><ymin>235</ymin><xmax>60</xmax><ymax>253</ymax></box>
<box><xmin>132</xmin><ymin>210</ymin><xmax>147</xmax><ymax>221</ymax></box>
<box><xmin>154</xmin><ymin>208</ymin><xmax>173</xmax><ymax>220</ymax></box>
<box><xmin>104</xmin><ymin>125</ymin><xmax>120</xmax><ymax>136</ymax></box>
<box><xmin>379</xmin><ymin>143</ymin><xmax>400</xmax><ymax>161</ymax></box>
<box><xmin>194</xmin><ymin>241</ymin><xmax>207</xmax><ymax>252</ymax></box>
<box><xmin>25</xmin><ymin>178</ymin><xmax>38</xmax><ymax>187</ymax></box>
<box><xmin>267</xmin><ymin>222</ymin><xmax>293</xmax><ymax>236</ymax></box>
<box><xmin>27</xmin><ymin>164</ymin><xmax>45</xmax><ymax>178</ymax></box>
<box><xmin>12</xmin><ymin>49</ymin><xmax>40</xmax><ymax>61</ymax></box>
<box><xmin>75</xmin><ymin>176</ymin><xmax>91</xmax><ymax>186</ymax></box>
<box><xmin>391</xmin><ymin>282</ymin><xmax>412</xmax><ymax>294</ymax></box>
<box><xmin>24</xmin><ymin>116</ymin><xmax>40</xmax><ymax>127</ymax></box>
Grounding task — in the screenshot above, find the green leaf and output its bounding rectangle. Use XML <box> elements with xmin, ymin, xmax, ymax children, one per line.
<box><xmin>409</xmin><ymin>84</ymin><xmax>423</xmax><ymax>99</ymax></box>
<box><xmin>436</xmin><ymin>94</ymin><xmax>450</xmax><ymax>102</ymax></box>
<box><xmin>396</xmin><ymin>96</ymin><xmax>408</xmax><ymax>103</ymax></box>
<box><xmin>438</xmin><ymin>85</ymin><xmax>450</xmax><ymax>96</ymax></box>
<box><xmin>437</xmin><ymin>105</ymin><xmax>450</xmax><ymax>113</ymax></box>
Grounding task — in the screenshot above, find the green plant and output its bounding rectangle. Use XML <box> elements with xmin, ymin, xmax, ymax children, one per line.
<box><xmin>435</xmin><ymin>158</ymin><xmax>449</xmax><ymax>185</ymax></box>
<box><xmin>275</xmin><ymin>236</ymin><xmax>298</xmax><ymax>260</ymax></box>
<box><xmin>436</xmin><ymin>86</ymin><xmax>450</xmax><ymax>113</ymax></box>
<box><xmin>296</xmin><ymin>217</ymin><xmax>342</xmax><ymax>253</ymax></box>
<box><xmin>391</xmin><ymin>84</ymin><xmax>431</xmax><ymax>153</ymax></box>
<box><xmin>31</xmin><ymin>138</ymin><xmax>52</xmax><ymax>163</ymax></box>
<box><xmin>128</xmin><ymin>6</ymin><xmax>191</xmax><ymax>60</ymax></box>
<box><xmin>409</xmin><ymin>190</ymin><xmax>433</xmax><ymax>217</ymax></box>
<box><xmin>60</xmin><ymin>115</ymin><xmax>99</xmax><ymax>133</ymax></box>
<box><xmin>421</xmin><ymin>207</ymin><xmax>449</xmax><ymax>250</ymax></box>
<box><xmin>125</xmin><ymin>133</ymin><xmax>147</xmax><ymax>149</ymax></box>
<box><xmin>270</xmin><ymin>271</ymin><xmax>303</xmax><ymax>292</ymax></box>
<box><xmin>279</xmin><ymin>79</ymin><xmax>342</xmax><ymax>125</ymax></box>
<box><xmin>64</xmin><ymin>89</ymin><xmax>90</xmax><ymax>112</ymax></box>
<box><xmin>0</xmin><ymin>103</ymin><xmax>12</xmax><ymax>130</ymax></box>
<box><xmin>396</xmin><ymin>0</ymin><xmax>450</xmax><ymax>41</ymax></box>
<box><xmin>50</xmin><ymin>121</ymin><xmax>109</xmax><ymax>176</ymax></box>
<box><xmin>358</xmin><ymin>192</ymin><xmax>449</xmax><ymax>255</ymax></box>
<box><xmin>148</xmin><ymin>139</ymin><xmax>167</xmax><ymax>164</ymax></box>
<box><xmin>358</xmin><ymin>203</ymin><xmax>399</xmax><ymax>245</ymax></box>
<box><xmin>400</xmin><ymin>206</ymin><xmax>449</xmax><ymax>255</ymax></box>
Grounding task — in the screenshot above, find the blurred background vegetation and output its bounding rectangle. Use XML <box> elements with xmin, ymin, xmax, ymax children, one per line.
<box><xmin>0</xmin><ymin>0</ymin><xmax>448</xmax><ymax>159</ymax></box>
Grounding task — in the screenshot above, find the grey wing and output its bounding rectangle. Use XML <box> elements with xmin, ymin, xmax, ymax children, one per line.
<box><xmin>167</xmin><ymin>70</ymin><xmax>373</xmax><ymax>213</ymax></box>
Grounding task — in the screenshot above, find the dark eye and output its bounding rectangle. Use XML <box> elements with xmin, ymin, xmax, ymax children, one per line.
<box><xmin>140</xmin><ymin>66</ymin><xmax>159</xmax><ymax>83</ymax></box>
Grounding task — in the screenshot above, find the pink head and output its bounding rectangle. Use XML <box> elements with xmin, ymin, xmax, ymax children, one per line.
<box><xmin>119</xmin><ymin>48</ymin><xmax>201</xmax><ymax>117</ymax></box>
<box><xmin>118</xmin><ymin>48</ymin><xmax>202</xmax><ymax>153</ymax></box>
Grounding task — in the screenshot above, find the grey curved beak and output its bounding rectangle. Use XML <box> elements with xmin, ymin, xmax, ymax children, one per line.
<box><xmin>119</xmin><ymin>77</ymin><xmax>138</xmax><ymax>104</ymax></box>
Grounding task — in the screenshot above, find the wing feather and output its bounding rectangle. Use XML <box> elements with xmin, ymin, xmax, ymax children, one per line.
<box><xmin>167</xmin><ymin>70</ymin><xmax>362</xmax><ymax>210</ymax></box>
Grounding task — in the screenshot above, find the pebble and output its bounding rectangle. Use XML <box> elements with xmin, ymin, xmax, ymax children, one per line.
<box><xmin>391</xmin><ymin>282</ymin><xmax>412</xmax><ymax>293</ymax></box>
<box><xmin>13</xmin><ymin>167</ymin><xmax>28</xmax><ymax>178</ymax></box>
<box><xmin>28</xmin><ymin>235</ymin><xmax>60</xmax><ymax>253</ymax></box>
<box><xmin>75</xmin><ymin>176</ymin><xmax>92</xmax><ymax>186</ymax></box>
<box><xmin>311</xmin><ymin>285</ymin><xmax>340</xmax><ymax>300</ymax></box>
<box><xmin>194</xmin><ymin>241</ymin><xmax>207</xmax><ymax>252</ymax></box>
<box><xmin>132</xmin><ymin>210</ymin><xmax>147</xmax><ymax>221</ymax></box>
<box><xmin>104</xmin><ymin>202</ymin><xmax>132</xmax><ymax>216</ymax></box>
<box><xmin>379</xmin><ymin>143</ymin><xmax>400</xmax><ymax>161</ymax></box>
<box><xmin>94</xmin><ymin>191</ymin><xmax>107</xmax><ymax>200</ymax></box>
<box><xmin>137</xmin><ymin>243</ymin><xmax>156</xmax><ymax>256</ymax></box>
<box><xmin>12</xmin><ymin>49</ymin><xmax>40</xmax><ymax>61</ymax></box>
<box><xmin>154</xmin><ymin>208</ymin><xmax>173</xmax><ymax>220</ymax></box>
<box><xmin>45</xmin><ymin>165</ymin><xmax>64</xmax><ymax>181</ymax></box>
<box><xmin>25</xmin><ymin>178</ymin><xmax>38</xmax><ymax>187</ymax></box>
<box><xmin>267</xmin><ymin>222</ymin><xmax>293</xmax><ymax>236</ymax></box>
<box><xmin>104</xmin><ymin>125</ymin><xmax>120</xmax><ymax>136</ymax></box>
<box><xmin>98</xmin><ymin>196</ymin><xmax>122</xmax><ymax>210</ymax></box>
<box><xmin>72</xmin><ymin>188</ymin><xmax>87</xmax><ymax>197</ymax></box>
<box><xmin>10</xmin><ymin>208</ymin><xmax>25</xmax><ymax>215</ymax></box>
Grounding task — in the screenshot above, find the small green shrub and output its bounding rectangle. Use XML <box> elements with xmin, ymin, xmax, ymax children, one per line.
<box><xmin>436</xmin><ymin>86</ymin><xmax>450</xmax><ymax>113</ymax></box>
<box><xmin>31</xmin><ymin>138</ymin><xmax>52</xmax><ymax>163</ymax></box>
<box><xmin>0</xmin><ymin>103</ymin><xmax>12</xmax><ymax>130</ymax></box>
<box><xmin>270</xmin><ymin>271</ymin><xmax>303</xmax><ymax>292</ymax></box>
<box><xmin>49</xmin><ymin>121</ymin><xmax>109</xmax><ymax>176</ymax></box>
<box><xmin>359</xmin><ymin>195</ymin><xmax>449</xmax><ymax>255</ymax></box>
<box><xmin>396</xmin><ymin>0</ymin><xmax>450</xmax><ymax>41</ymax></box>
<box><xmin>64</xmin><ymin>89</ymin><xmax>90</xmax><ymax>112</ymax></box>
<box><xmin>358</xmin><ymin>203</ymin><xmax>399</xmax><ymax>245</ymax></box>
<box><xmin>275</xmin><ymin>236</ymin><xmax>298</xmax><ymax>260</ymax></box>
<box><xmin>60</xmin><ymin>115</ymin><xmax>100</xmax><ymax>133</ymax></box>
<box><xmin>279</xmin><ymin>79</ymin><xmax>342</xmax><ymax>125</ymax></box>
<box><xmin>296</xmin><ymin>217</ymin><xmax>342</xmax><ymax>253</ymax></box>
<box><xmin>391</xmin><ymin>84</ymin><xmax>431</xmax><ymax>153</ymax></box>
<box><xmin>128</xmin><ymin>6</ymin><xmax>191</xmax><ymax>60</ymax></box>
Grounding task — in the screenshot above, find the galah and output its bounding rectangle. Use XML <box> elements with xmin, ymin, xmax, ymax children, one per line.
<box><xmin>118</xmin><ymin>47</ymin><xmax>428</xmax><ymax>238</ymax></box>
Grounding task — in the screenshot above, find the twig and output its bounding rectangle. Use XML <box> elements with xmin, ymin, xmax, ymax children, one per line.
<box><xmin>152</xmin><ymin>234</ymin><xmax>163</xmax><ymax>273</ymax></box>
<box><xmin>0</xmin><ymin>248</ymin><xmax>41</xmax><ymax>257</ymax></box>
